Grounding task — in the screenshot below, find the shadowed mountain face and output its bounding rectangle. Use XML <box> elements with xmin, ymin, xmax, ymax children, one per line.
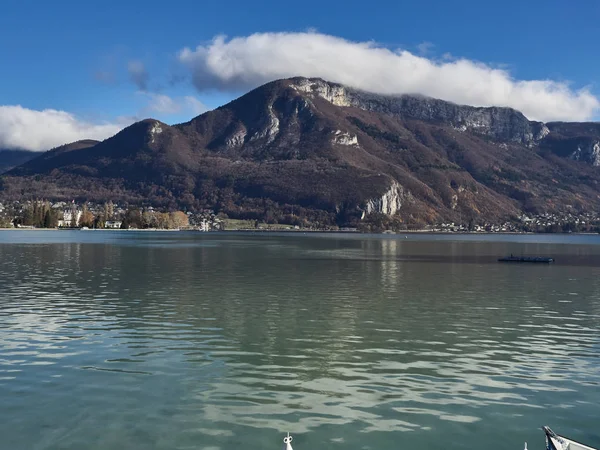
<box><xmin>2</xmin><ymin>77</ymin><xmax>600</xmax><ymax>226</ymax></box>
<box><xmin>0</xmin><ymin>149</ymin><xmax>38</xmax><ymax>174</ymax></box>
<box><xmin>8</xmin><ymin>139</ymin><xmax>100</xmax><ymax>174</ymax></box>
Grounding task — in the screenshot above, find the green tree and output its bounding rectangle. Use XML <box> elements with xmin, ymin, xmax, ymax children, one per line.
<box><xmin>43</xmin><ymin>210</ymin><xmax>52</xmax><ymax>228</ymax></box>
<box><xmin>32</xmin><ymin>201</ymin><xmax>41</xmax><ymax>227</ymax></box>
<box><xmin>122</xmin><ymin>208</ymin><xmax>142</xmax><ymax>228</ymax></box>
<box><xmin>22</xmin><ymin>204</ymin><xmax>34</xmax><ymax>226</ymax></box>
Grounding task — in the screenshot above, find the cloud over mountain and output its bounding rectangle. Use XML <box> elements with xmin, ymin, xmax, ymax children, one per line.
<box><xmin>178</xmin><ymin>31</ymin><xmax>599</xmax><ymax>122</ymax></box>
<box><xmin>0</xmin><ymin>106</ymin><xmax>125</xmax><ymax>151</ymax></box>
<box><xmin>0</xmin><ymin>93</ymin><xmax>207</xmax><ymax>152</ymax></box>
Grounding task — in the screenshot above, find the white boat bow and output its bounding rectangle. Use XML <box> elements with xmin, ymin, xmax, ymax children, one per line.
<box><xmin>544</xmin><ymin>426</ymin><xmax>597</xmax><ymax>450</ymax></box>
<box><xmin>283</xmin><ymin>432</ymin><xmax>293</xmax><ymax>450</ymax></box>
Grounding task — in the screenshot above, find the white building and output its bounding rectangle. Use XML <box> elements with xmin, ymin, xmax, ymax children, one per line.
<box><xmin>58</xmin><ymin>209</ymin><xmax>82</xmax><ymax>228</ymax></box>
<box><xmin>105</xmin><ymin>220</ymin><xmax>122</xmax><ymax>229</ymax></box>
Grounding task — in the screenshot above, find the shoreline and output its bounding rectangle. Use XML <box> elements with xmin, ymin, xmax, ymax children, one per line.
<box><xmin>1</xmin><ymin>227</ymin><xmax>599</xmax><ymax>236</ymax></box>
<box><xmin>0</xmin><ymin>227</ymin><xmax>181</xmax><ymax>232</ymax></box>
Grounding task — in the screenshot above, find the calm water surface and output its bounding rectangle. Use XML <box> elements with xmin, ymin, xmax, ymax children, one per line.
<box><xmin>1</xmin><ymin>231</ymin><xmax>599</xmax><ymax>450</ymax></box>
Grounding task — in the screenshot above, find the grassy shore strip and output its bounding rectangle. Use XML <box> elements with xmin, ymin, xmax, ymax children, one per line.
<box><xmin>221</xmin><ymin>219</ymin><xmax>297</xmax><ymax>231</ymax></box>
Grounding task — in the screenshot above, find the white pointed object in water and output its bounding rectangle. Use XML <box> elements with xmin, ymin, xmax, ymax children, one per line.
<box><xmin>524</xmin><ymin>443</ymin><xmax>527</xmax><ymax>450</ymax></box>
<box><xmin>283</xmin><ymin>432</ymin><xmax>293</xmax><ymax>450</ymax></box>
<box><xmin>543</xmin><ymin>426</ymin><xmax>598</xmax><ymax>450</ymax></box>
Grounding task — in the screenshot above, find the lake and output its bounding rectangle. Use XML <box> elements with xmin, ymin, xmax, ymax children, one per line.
<box><xmin>1</xmin><ymin>231</ymin><xmax>600</xmax><ymax>450</ymax></box>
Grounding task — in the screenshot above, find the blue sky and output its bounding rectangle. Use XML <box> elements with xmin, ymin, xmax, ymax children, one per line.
<box><xmin>1</xmin><ymin>0</ymin><xmax>599</xmax><ymax>150</ymax></box>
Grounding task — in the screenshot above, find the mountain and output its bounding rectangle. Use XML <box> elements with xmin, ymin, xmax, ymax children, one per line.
<box><xmin>0</xmin><ymin>149</ymin><xmax>38</xmax><ymax>174</ymax></box>
<box><xmin>8</xmin><ymin>139</ymin><xmax>100</xmax><ymax>174</ymax></box>
<box><xmin>2</xmin><ymin>77</ymin><xmax>600</xmax><ymax>227</ymax></box>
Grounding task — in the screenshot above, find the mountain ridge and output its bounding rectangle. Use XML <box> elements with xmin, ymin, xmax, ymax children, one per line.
<box><xmin>0</xmin><ymin>149</ymin><xmax>38</xmax><ymax>174</ymax></box>
<box><xmin>2</xmin><ymin>77</ymin><xmax>600</xmax><ymax>228</ymax></box>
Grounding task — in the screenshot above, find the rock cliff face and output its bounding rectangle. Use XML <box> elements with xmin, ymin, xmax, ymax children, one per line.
<box><xmin>363</xmin><ymin>181</ymin><xmax>411</xmax><ymax>216</ymax></box>
<box><xmin>3</xmin><ymin>76</ymin><xmax>600</xmax><ymax>227</ymax></box>
<box><xmin>332</xmin><ymin>130</ymin><xmax>358</xmax><ymax>146</ymax></box>
<box><xmin>569</xmin><ymin>140</ymin><xmax>600</xmax><ymax>166</ymax></box>
<box><xmin>291</xmin><ymin>78</ymin><xmax>553</xmax><ymax>146</ymax></box>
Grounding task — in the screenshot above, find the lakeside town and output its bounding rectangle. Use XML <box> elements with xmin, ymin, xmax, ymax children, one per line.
<box><xmin>0</xmin><ymin>200</ymin><xmax>219</xmax><ymax>231</ymax></box>
<box><xmin>1</xmin><ymin>199</ymin><xmax>600</xmax><ymax>233</ymax></box>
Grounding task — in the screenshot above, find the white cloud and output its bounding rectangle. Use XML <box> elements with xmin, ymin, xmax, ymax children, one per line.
<box><xmin>0</xmin><ymin>106</ymin><xmax>125</xmax><ymax>151</ymax></box>
<box><xmin>128</xmin><ymin>60</ymin><xmax>149</xmax><ymax>91</ymax></box>
<box><xmin>140</xmin><ymin>92</ymin><xmax>207</xmax><ymax>116</ymax></box>
<box><xmin>178</xmin><ymin>32</ymin><xmax>599</xmax><ymax>122</ymax></box>
<box><xmin>0</xmin><ymin>93</ymin><xmax>208</xmax><ymax>152</ymax></box>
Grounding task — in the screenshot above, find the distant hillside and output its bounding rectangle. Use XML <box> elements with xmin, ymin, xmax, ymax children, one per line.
<box><xmin>2</xmin><ymin>77</ymin><xmax>600</xmax><ymax>227</ymax></box>
<box><xmin>10</xmin><ymin>140</ymin><xmax>100</xmax><ymax>174</ymax></box>
<box><xmin>0</xmin><ymin>149</ymin><xmax>38</xmax><ymax>174</ymax></box>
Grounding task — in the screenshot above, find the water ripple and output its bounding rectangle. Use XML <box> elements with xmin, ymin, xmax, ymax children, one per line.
<box><xmin>1</xmin><ymin>232</ymin><xmax>600</xmax><ymax>449</ymax></box>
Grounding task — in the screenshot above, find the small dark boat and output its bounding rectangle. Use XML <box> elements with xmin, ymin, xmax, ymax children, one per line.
<box><xmin>498</xmin><ymin>254</ymin><xmax>554</xmax><ymax>263</ymax></box>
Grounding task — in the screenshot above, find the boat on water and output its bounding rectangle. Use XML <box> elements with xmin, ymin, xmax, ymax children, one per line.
<box><xmin>498</xmin><ymin>254</ymin><xmax>554</xmax><ymax>263</ymax></box>
<box><xmin>543</xmin><ymin>426</ymin><xmax>597</xmax><ymax>450</ymax></box>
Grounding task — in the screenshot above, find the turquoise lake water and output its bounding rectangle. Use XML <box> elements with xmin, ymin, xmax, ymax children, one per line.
<box><xmin>1</xmin><ymin>231</ymin><xmax>599</xmax><ymax>449</ymax></box>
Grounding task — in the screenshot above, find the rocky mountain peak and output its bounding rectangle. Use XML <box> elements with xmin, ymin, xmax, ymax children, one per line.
<box><xmin>288</xmin><ymin>77</ymin><xmax>352</xmax><ymax>107</ymax></box>
<box><xmin>276</xmin><ymin>76</ymin><xmax>548</xmax><ymax>146</ymax></box>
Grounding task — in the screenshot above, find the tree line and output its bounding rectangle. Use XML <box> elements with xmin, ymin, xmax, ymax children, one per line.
<box><xmin>10</xmin><ymin>201</ymin><xmax>189</xmax><ymax>229</ymax></box>
<box><xmin>120</xmin><ymin>209</ymin><xmax>189</xmax><ymax>229</ymax></box>
<box><xmin>12</xmin><ymin>201</ymin><xmax>59</xmax><ymax>228</ymax></box>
